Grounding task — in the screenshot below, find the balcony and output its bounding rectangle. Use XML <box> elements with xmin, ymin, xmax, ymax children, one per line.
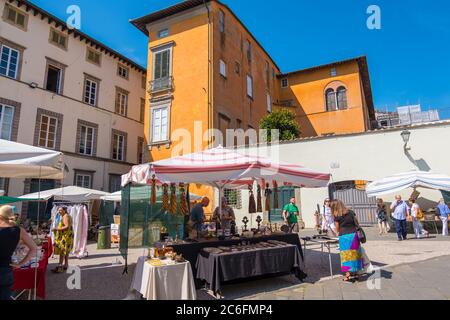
<box><xmin>149</xmin><ymin>76</ymin><xmax>173</xmax><ymax>94</ymax></box>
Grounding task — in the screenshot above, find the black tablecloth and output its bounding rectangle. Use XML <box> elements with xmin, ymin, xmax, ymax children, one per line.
<box><xmin>196</xmin><ymin>245</ymin><xmax>304</xmax><ymax>294</ymax></box>
<box><xmin>158</xmin><ymin>233</ymin><xmax>305</xmax><ymax>288</ymax></box>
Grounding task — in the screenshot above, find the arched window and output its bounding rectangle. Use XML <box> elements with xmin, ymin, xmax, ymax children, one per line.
<box><xmin>336</xmin><ymin>86</ymin><xmax>348</xmax><ymax>110</ymax></box>
<box><xmin>325</xmin><ymin>88</ymin><xmax>336</xmax><ymax>112</ymax></box>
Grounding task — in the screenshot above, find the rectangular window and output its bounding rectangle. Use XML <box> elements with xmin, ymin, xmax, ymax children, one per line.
<box><xmin>281</xmin><ymin>78</ymin><xmax>289</xmax><ymax>88</ymax></box>
<box><xmin>79</xmin><ymin>125</ymin><xmax>95</xmax><ymax>156</ymax></box>
<box><xmin>157</xmin><ymin>28</ymin><xmax>169</xmax><ymax>39</ymax></box>
<box><xmin>267</xmin><ymin>93</ymin><xmax>272</xmax><ymax>113</ymax></box>
<box><xmin>246</xmin><ymin>75</ymin><xmax>253</xmax><ymax>98</ymax></box>
<box><xmin>0</xmin><ymin>104</ymin><xmax>14</xmax><ymax>140</ymax></box>
<box><xmin>265</xmin><ymin>61</ymin><xmax>270</xmax><ymax>85</ymax></box>
<box><xmin>117</xmin><ymin>64</ymin><xmax>129</xmax><ymax>80</ymax></box>
<box><xmin>115</xmin><ymin>89</ymin><xmax>128</xmax><ymax>116</ymax></box>
<box><xmin>84</xmin><ymin>77</ymin><xmax>98</xmax><ymax>106</ymax></box>
<box><xmin>112</xmin><ymin>133</ymin><xmax>126</xmax><ymax>161</ymax></box>
<box><xmin>219</xmin><ymin>10</ymin><xmax>225</xmax><ymax>33</ymax></box>
<box><xmin>75</xmin><ymin>172</ymin><xmax>92</xmax><ymax>189</ymax></box>
<box><xmin>39</xmin><ymin>115</ymin><xmax>57</xmax><ymax>149</ymax></box>
<box><xmin>141</xmin><ymin>74</ymin><xmax>147</xmax><ymax>90</ymax></box>
<box><xmin>109</xmin><ymin>175</ymin><xmax>122</xmax><ymax>193</ymax></box>
<box><xmin>86</xmin><ymin>47</ymin><xmax>101</xmax><ymax>66</ymax></box>
<box><xmin>151</xmin><ymin>106</ymin><xmax>169</xmax><ymax>143</ymax></box>
<box><xmin>49</xmin><ymin>28</ymin><xmax>67</xmax><ymax>50</ymax></box>
<box><xmin>45</xmin><ymin>65</ymin><xmax>62</xmax><ymax>94</ymax></box>
<box><xmin>153</xmin><ymin>48</ymin><xmax>171</xmax><ymax>80</ymax></box>
<box><xmin>246</xmin><ymin>40</ymin><xmax>252</xmax><ymax>62</ymax></box>
<box><xmin>3</xmin><ymin>4</ymin><xmax>28</xmax><ymax>30</ymax></box>
<box><xmin>235</xmin><ymin>61</ymin><xmax>241</xmax><ymax>75</ymax></box>
<box><xmin>137</xmin><ymin>137</ymin><xmax>145</xmax><ymax>165</ymax></box>
<box><xmin>0</xmin><ymin>178</ymin><xmax>8</xmax><ymax>195</ymax></box>
<box><xmin>330</xmin><ymin>68</ymin><xmax>337</xmax><ymax>77</ymax></box>
<box><xmin>0</xmin><ymin>45</ymin><xmax>20</xmax><ymax>79</ymax></box>
<box><xmin>219</xmin><ymin>60</ymin><xmax>227</xmax><ymax>78</ymax></box>
<box><xmin>140</xmin><ymin>98</ymin><xmax>146</xmax><ymax>123</ymax></box>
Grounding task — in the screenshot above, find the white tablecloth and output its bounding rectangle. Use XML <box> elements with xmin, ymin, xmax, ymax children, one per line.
<box><xmin>131</xmin><ymin>257</ymin><xmax>197</xmax><ymax>300</ymax></box>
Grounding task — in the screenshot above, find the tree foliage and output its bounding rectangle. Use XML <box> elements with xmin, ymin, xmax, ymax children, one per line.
<box><xmin>260</xmin><ymin>109</ymin><xmax>301</xmax><ymax>142</ymax></box>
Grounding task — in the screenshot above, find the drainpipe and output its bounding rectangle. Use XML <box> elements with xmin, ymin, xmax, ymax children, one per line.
<box><xmin>204</xmin><ymin>0</ymin><xmax>212</xmax><ymax>146</ymax></box>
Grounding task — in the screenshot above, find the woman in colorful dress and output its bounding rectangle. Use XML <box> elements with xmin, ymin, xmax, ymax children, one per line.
<box><xmin>331</xmin><ymin>200</ymin><xmax>364</xmax><ymax>282</ymax></box>
<box><xmin>51</xmin><ymin>207</ymin><xmax>74</xmax><ymax>273</ymax></box>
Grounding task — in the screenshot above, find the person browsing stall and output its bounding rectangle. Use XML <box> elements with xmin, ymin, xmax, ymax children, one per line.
<box><xmin>0</xmin><ymin>205</ymin><xmax>37</xmax><ymax>300</ymax></box>
<box><xmin>190</xmin><ymin>197</ymin><xmax>210</xmax><ymax>232</ymax></box>
<box><xmin>283</xmin><ymin>197</ymin><xmax>300</xmax><ymax>233</ymax></box>
<box><xmin>213</xmin><ymin>197</ymin><xmax>236</xmax><ymax>231</ymax></box>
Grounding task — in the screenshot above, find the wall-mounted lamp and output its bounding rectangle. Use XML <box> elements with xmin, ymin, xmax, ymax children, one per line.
<box><xmin>401</xmin><ymin>130</ymin><xmax>411</xmax><ymax>151</ymax></box>
<box><xmin>28</xmin><ymin>82</ymin><xmax>38</xmax><ymax>89</ymax></box>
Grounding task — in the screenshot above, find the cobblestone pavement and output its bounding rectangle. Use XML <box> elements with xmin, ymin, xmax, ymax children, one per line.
<box><xmin>243</xmin><ymin>255</ymin><xmax>450</xmax><ymax>300</ymax></box>
<box><xmin>42</xmin><ymin>227</ymin><xmax>450</xmax><ymax>300</ymax></box>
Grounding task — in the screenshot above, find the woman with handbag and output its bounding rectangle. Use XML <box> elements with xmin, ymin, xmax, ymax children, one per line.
<box><xmin>331</xmin><ymin>200</ymin><xmax>365</xmax><ymax>282</ymax></box>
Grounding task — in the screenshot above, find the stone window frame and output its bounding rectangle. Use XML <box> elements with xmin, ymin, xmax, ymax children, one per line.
<box><xmin>117</xmin><ymin>63</ymin><xmax>130</xmax><ymax>80</ymax></box>
<box><xmin>48</xmin><ymin>27</ymin><xmax>68</xmax><ymax>51</ymax></box>
<box><xmin>33</xmin><ymin>108</ymin><xmax>63</xmax><ymax>150</ymax></box>
<box><xmin>0</xmin><ymin>36</ymin><xmax>26</xmax><ymax>81</ymax></box>
<box><xmin>85</xmin><ymin>46</ymin><xmax>102</xmax><ymax>67</ymax></box>
<box><xmin>115</xmin><ymin>86</ymin><xmax>129</xmax><ymax>117</ymax></box>
<box><xmin>82</xmin><ymin>73</ymin><xmax>101</xmax><ymax>107</ymax></box>
<box><xmin>111</xmin><ymin>129</ymin><xmax>128</xmax><ymax>162</ymax></box>
<box><xmin>44</xmin><ymin>57</ymin><xmax>67</xmax><ymax>95</ymax></box>
<box><xmin>324</xmin><ymin>81</ymin><xmax>349</xmax><ymax>112</ymax></box>
<box><xmin>73</xmin><ymin>169</ymin><xmax>94</xmax><ymax>189</ymax></box>
<box><xmin>75</xmin><ymin>119</ymin><xmax>99</xmax><ymax>157</ymax></box>
<box><xmin>108</xmin><ymin>174</ymin><xmax>122</xmax><ymax>193</ymax></box>
<box><xmin>0</xmin><ymin>97</ymin><xmax>21</xmax><ymax>142</ymax></box>
<box><xmin>2</xmin><ymin>3</ymin><xmax>29</xmax><ymax>32</ymax></box>
<box><xmin>149</xmin><ymin>100</ymin><xmax>171</xmax><ymax>146</ymax></box>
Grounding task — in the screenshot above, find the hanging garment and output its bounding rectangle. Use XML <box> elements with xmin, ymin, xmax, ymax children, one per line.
<box><xmin>76</xmin><ymin>205</ymin><xmax>89</xmax><ymax>258</ymax></box>
<box><xmin>70</xmin><ymin>206</ymin><xmax>81</xmax><ymax>254</ymax></box>
<box><xmin>50</xmin><ymin>206</ymin><xmax>60</xmax><ymax>246</ymax></box>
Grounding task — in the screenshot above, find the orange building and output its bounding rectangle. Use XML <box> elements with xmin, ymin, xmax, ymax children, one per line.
<box><xmin>276</xmin><ymin>57</ymin><xmax>375</xmax><ymax>138</ymax></box>
<box><xmin>130</xmin><ymin>0</ymin><xmax>376</xmax><ymax>210</ymax></box>
<box><xmin>131</xmin><ymin>0</ymin><xmax>375</xmax><ymax>160</ymax></box>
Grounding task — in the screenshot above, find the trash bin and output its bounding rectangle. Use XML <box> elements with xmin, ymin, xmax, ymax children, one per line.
<box><xmin>97</xmin><ymin>225</ymin><xmax>111</xmax><ymax>250</ymax></box>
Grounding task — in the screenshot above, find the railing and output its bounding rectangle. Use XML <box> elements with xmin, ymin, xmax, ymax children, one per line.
<box><xmin>149</xmin><ymin>76</ymin><xmax>173</xmax><ymax>93</ymax></box>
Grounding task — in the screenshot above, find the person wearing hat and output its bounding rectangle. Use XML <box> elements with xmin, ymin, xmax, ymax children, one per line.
<box><xmin>0</xmin><ymin>205</ymin><xmax>37</xmax><ymax>300</ymax></box>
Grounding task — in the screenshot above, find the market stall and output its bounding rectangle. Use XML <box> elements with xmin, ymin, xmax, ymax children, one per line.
<box><xmin>20</xmin><ymin>186</ymin><xmax>110</xmax><ymax>258</ymax></box>
<box><xmin>122</xmin><ymin>146</ymin><xmax>330</xmax><ymax>299</ymax></box>
<box><xmin>0</xmin><ymin>139</ymin><xmax>64</xmax><ymax>300</ymax></box>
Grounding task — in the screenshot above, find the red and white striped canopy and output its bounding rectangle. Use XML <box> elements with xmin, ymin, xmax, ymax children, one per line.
<box><xmin>122</xmin><ymin>146</ymin><xmax>330</xmax><ymax>188</ymax></box>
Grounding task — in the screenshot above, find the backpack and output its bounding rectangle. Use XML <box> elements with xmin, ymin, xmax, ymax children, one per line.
<box><xmin>417</xmin><ymin>208</ymin><xmax>424</xmax><ymax>220</ymax></box>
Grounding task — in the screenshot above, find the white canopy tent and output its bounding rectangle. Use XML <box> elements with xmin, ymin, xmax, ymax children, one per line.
<box><xmin>122</xmin><ymin>145</ymin><xmax>331</xmax><ymax>226</ymax></box>
<box><xmin>20</xmin><ymin>186</ymin><xmax>110</xmax><ymax>203</ymax></box>
<box><xmin>0</xmin><ymin>139</ymin><xmax>63</xmax><ymax>179</ymax></box>
<box><xmin>366</xmin><ymin>170</ymin><xmax>450</xmax><ymax>197</ymax></box>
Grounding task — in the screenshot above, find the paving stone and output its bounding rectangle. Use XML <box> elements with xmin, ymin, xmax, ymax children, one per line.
<box><xmin>342</xmin><ymin>291</ymin><xmax>362</xmax><ymax>300</ymax></box>
<box><xmin>275</xmin><ymin>290</ymin><xmax>293</xmax><ymax>298</ymax></box>
<box><xmin>303</xmin><ymin>285</ymin><xmax>324</xmax><ymax>300</ymax></box>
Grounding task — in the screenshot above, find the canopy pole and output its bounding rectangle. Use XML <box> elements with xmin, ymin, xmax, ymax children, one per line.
<box><xmin>34</xmin><ymin>166</ymin><xmax>42</xmax><ymax>300</ymax></box>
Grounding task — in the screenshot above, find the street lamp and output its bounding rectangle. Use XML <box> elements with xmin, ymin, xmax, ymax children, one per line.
<box><xmin>401</xmin><ymin>130</ymin><xmax>411</xmax><ymax>151</ymax></box>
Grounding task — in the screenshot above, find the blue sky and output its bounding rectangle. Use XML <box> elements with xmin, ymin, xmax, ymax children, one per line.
<box><xmin>31</xmin><ymin>0</ymin><xmax>450</xmax><ymax>118</ymax></box>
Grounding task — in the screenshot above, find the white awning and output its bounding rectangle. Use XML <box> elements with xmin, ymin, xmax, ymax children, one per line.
<box><xmin>0</xmin><ymin>139</ymin><xmax>64</xmax><ymax>179</ymax></box>
<box><xmin>366</xmin><ymin>170</ymin><xmax>450</xmax><ymax>197</ymax></box>
<box><xmin>19</xmin><ymin>186</ymin><xmax>110</xmax><ymax>202</ymax></box>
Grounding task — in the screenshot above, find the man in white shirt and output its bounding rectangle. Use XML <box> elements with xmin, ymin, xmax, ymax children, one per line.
<box><xmin>390</xmin><ymin>195</ymin><xmax>410</xmax><ymax>241</ymax></box>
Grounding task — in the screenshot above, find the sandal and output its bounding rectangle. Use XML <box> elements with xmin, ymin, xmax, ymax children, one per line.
<box><xmin>342</xmin><ymin>274</ymin><xmax>352</xmax><ymax>282</ymax></box>
<box><xmin>51</xmin><ymin>266</ymin><xmax>64</xmax><ymax>274</ymax></box>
